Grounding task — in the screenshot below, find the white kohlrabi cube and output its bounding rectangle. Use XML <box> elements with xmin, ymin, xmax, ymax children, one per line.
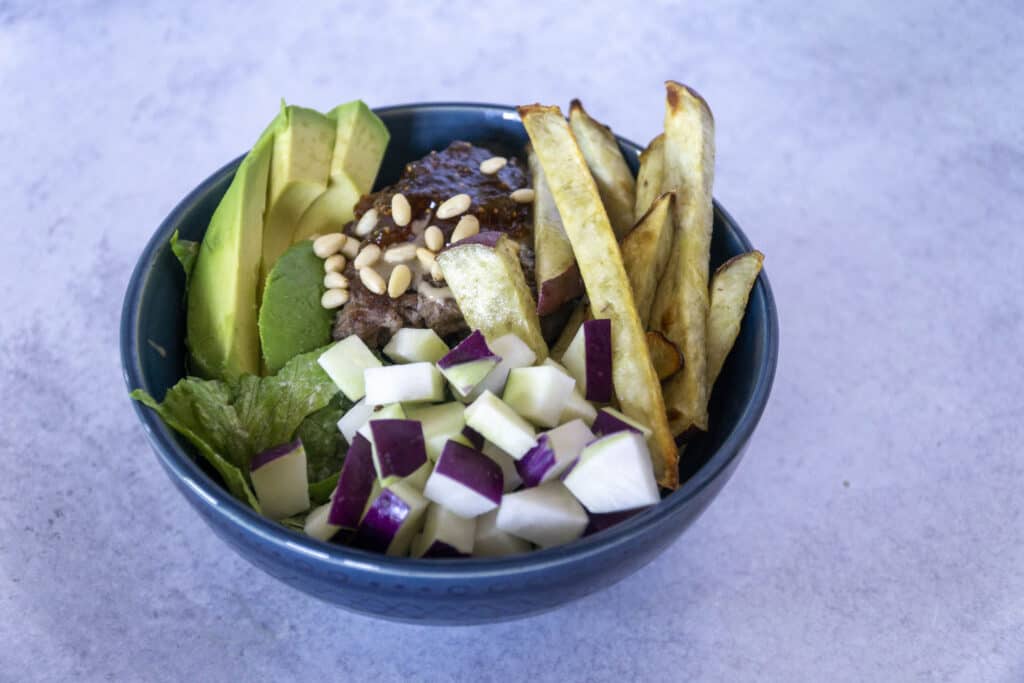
<box><xmin>356</xmin><ymin>403</ymin><xmax>407</xmax><ymax>441</ymax></box>
<box><xmin>405</xmin><ymin>402</ymin><xmax>466</xmax><ymax>461</ymax></box>
<box><xmin>410</xmin><ymin>504</ymin><xmax>476</xmax><ymax>558</ymax></box>
<box><xmin>250</xmin><ymin>439</ymin><xmax>310</xmax><ymax>520</ymax></box>
<box><xmin>422</xmin><ymin>440</ymin><xmax>504</xmax><ymax>518</ymax></box>
<box><xmin>364</xmin><ymin>362</ymin><xmax>445</xmax><ymax>406</ymax></box>
<box><xmin>337</xmin><ymin>398</ymin><xmax>375</xmax><ymax>445</ymax></box>
<box><xmin>516</xmin><ymin>419</ymin><xmax>594</xmax><ymax>487</ymax></box>
<box><xmin>482</xmin><ymin>441</ymin><xmax>522</xmax><ymax>492</ymax></box>
<box><xmin>318</xmin><ymin>335</ymin><xmax>382</xmax><ymax>401</ymax></box>
<box><xmin>383</xmin><ymin>327</ymin><xmax>449</xmax><ymax>364</ymax></box>
<box><xmin>495</xmin><ymin>482</ymin><xmax>588</xmax><ymax>548</ymax></box>
<box><xmin>542</xmin><ymin>358</ymin><xmax>598</xmax><ymax>426</ymax></box>
<box><xmin>502</xmin><ymin>366</ymin><xmax>576</xmax><ymax>427</ymax></box>
<box><xmin>467</xmin><ymin>333</ymin><xmax>538</xmax><ymax>400</ymax></box>
<box><xmin>473</xmin><ymin>509</ymin><xmax>532</xmax><ymax>557</ymax></box>
<box><xmin>463</xmin><ymin>391</ymin><xmax>537</xmax><ymax>460</ymax></box>
<box><xmin>353</xmin><ymin>481</ymin><xmax>429</xmax><ymax>557</ymax></box>
<box><xmin>303</xmin><ymin>502</ymin><xmax>340</xmax><ymax>542</ymax></box>
<box><xmin>563</xmin><ymin>431</ymin><xmax>660</xmax><ymax>513</ymax></box>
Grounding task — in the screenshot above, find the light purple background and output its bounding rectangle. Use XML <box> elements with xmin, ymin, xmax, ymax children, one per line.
<box><xmin>2</xmin><ymin>2</ymin><xmax>1022</xmax><ymax>681</ymax></box>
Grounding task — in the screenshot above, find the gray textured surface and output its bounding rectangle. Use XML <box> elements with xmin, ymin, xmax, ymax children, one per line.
<box><xmin>2</xmin><ymin>1</ymin><xmax>1022</xmax><ymax>681</ymax></box>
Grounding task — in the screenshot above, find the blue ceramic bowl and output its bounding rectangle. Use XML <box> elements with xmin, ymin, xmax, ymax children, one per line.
<box><xmin>121</xmin><ymin>103</ymin><xmax>778</xmax><ymax>625</ymax></box>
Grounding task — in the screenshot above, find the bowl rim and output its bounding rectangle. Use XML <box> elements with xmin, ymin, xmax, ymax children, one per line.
<box><xmin>121</xmin><ymin>101</ymin><xmax>779</xmax><ymax>580</ymax></box>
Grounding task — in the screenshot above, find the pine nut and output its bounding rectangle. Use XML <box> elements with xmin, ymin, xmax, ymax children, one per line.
<box><xmin>324</xmin><ymin>271</ymin><xmax>349</xmax><ymax>289</ymax></box>
<box><xmin>353</xmin><ymin>244</ymin><xmax>381</xmax><ymax>269</ymax></box>
<box><xmin>323</xmin><ymin>254</ymin><xmax>346</xmax><ymax>273</ymax></box>
<box><xmin>388</xmin><ymin>264</ymin><xmax>412</xmax><ymax>298</ymax></box>
<box><xmin>383</xmin><ymin>242</ymin><xmax>418</xmax><ymax>264</ymax></box>
<box><xmin>479</xmin><ymin>156</ymin><xmax>507</xmax><ymax>174</ymax></box>
<box><xmin>424</xmin><ymin>225</ymin><xmax>444</xmax><ymax>252</ymax></box>
<box><xmin>313</xmin><ymin>233</ymin><xmax>346</xmax><ymax>258</ymax></box>
<box><xmin>341</xmin><ymin>237</ymin><xmax>360</xmax><ymax>259</ymax></box>
<box><xmin>510</xmin><ymin>188</ymin><xmax>535</xmax><ymax>204</ymax></box>
<box><xmin>416</xmin><ymin>247</ymin><xmax>436</xmax><ymax>270</ymax></box>
<box><xmin>451</xmin><ymin>214</ymin><xmax>480</xmax><ymax>243</ymax></box>
<box><xmin>436</xmin><ymin>193</ymin><xmax>471</xmax><ymax>219</ymax></box>
<box><xmin>430</xmin><ymin>261</ymin><xmax>445</xmax><ymax>282</ymax></box>
<box><xmin>391</xmin><ymin>193</ymin><xmax>412</xmax><ymax>227</ymax></box>
<box><xmin>359</xmin><ymin>267</ymin><xmax>386</xmax><ymax>295</ymax></box>
<box><xmin>321</xmin><ymin>288</ymin><xmax>349</xmax><ymax>309</ymax></box>
<box><xmin>354</xmin><ymin>208</ymin><xmax>379</xmax><ymax>237</ymax></box>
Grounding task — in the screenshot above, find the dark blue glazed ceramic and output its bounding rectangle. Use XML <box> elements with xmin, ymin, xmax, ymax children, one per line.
<box><xmin>121</xmin><ymin>103</ymin><xmax>778</xmax><ymax>625</ymax></box>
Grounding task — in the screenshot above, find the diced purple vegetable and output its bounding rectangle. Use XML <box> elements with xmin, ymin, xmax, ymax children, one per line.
<box><xmin>516</xmin><ymin>420</ymin><xmax>593</xmax><ymax>487</ymax></box>
<box><xmin>583</xmin><ymin>319</ymin><xmax>612</xmax><ymax>403</ymax></box>
<box><xmin>437</xmin><ymin>330</ymin><xmax>500</xmax><ymax>369</ymax></box>
<box><xmin>584</xmin><ymin>507</ymin><xmax>648</xmax><ymax>536</ymax></box>
<box><xmin>422</xmin><ymin>540</ymin><xmax>469</xmax><ymax>558</ymax></box>
<box><xmin>250</xmin><ymin>438</ymin><xmax>303</xmax><ymax>471</ymax></box>
<box><xmin>592</xmin><ymin>407</ymin><xmax>650</xmax><ymax>438</ymax></box>
<box><xmin>517</xmin><ymin>435</ymin><xmax>556</xmax><ymax>488</ymax></box>
<box><xmin>433</xmin><ymin>441</ymin><xmax>504</xmax><ymax>505</ymax></box>
<box><xmin>327</xmin><ymin>434</ymin><xmax>376</xmax><ymax>528</ymax></box>
<box><xmin>462</xmin><ymin>426</ymin><xmax>485</xmax><ymax>450</ymax></box>
<box><xmin>370</xmin><ymin>419</ymin><xmax>427</xmax><ymax>479</ymax></box>
<box><xmin>351</xmin><ymin>488</ymin><xmax>411</xmax><ymax>553</ymax></box>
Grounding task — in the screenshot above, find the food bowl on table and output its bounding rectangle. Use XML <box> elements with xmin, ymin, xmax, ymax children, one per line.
<box><xmin>121</xmin><ymin>102</ymin><xmax>778</xmax><ymax>625</ymax></box>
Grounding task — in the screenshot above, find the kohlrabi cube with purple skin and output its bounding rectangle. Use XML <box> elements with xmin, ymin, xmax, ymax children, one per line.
<box><xmin>461</xmin><ymin>426</ymin><xmax>485</xmax><ymax>450</ymax></box>
<box><xmin>466</xmin><ymin>333</ymin><xmax>538</xmax><ymax>400</ymax></box>
<box><xmin>502</xmin><ymin>365</ymin><xmax>576</xmax><ymax>427</ymax></box>
<box><xmin>317</xmin><ymin>334</ymin><xmax>382</xmax><ymax>402</ymax></box>
<box><xmin>352</xmin><ymin>481</ymin><xmax>429</xmax><ymax>556</ymax></box>
<box><xmin>464</xmin><ymin>391</ymin><xmax>537</xmax><ymax>460</ymax></box>
<box><xmin>327</xmin><ymin>433</ymin><xmax>377</xmax><ymax>530</ymax></box>
<box><xmin>516</xmin><ymin>419</ymin><xmax>594</xmax><ymax>487</ymax></box>
<box><xmin>591</xmin><ymin>407</ymin><xmax>653</xmax><ymax>439</ymax></box>
<box><xmin>250</xmin><ymin>439</ymin><xmax>310</xmax><ymax>520</ymax></box>
<box><xmin>410</xmin><ymin>504</ymin><xmax>475</xmax><ymax>558</ymax></box>
<box><xmin>584</xmin><ymin>507</ymin><xmax>648</xmax><ymax>536</ymax></box>
<box><xmin>563</xmin><ymin>431</ymin><xmax>660</xmax><ymax>513</ymax></box>
<box><xmin>363</xmin><ymin>362</ymin><xmax>445</xmax><ymax>406</ymax></box>
<box><xmin>405</xmin><ymin>401</ymin><xmax>466</xmax><ymax>461</ymax></box>
<box><xmin>482</xmin><ymin>441</ymin><xmax>522</xmax><ymax>492</ymax></box>
<box><xmin>560</xmin><ymin>318</ymin><xmax>613</xmax><ymax>403</ymax></box>
<box><xmin>494</xmin><ymin>481</ymin><xmax>588</xmax><ymax>548</ymax></box>
<box><xmin>542</xmin><ymin>358</ymin><xmax>598</xmax><ymax>426</ymax></box>
<box><xmin>303</xmin><ymin>502</ymin><xmax>339</xmax><ymax>542</ymax></box>
<box><xmin>356</xmin><ymin>403</ymin><xmax>406</xmax><ymax>441</ymax></box>
<box><xmin>473</xmin><ymin>509</ymin><xmax>532</xmax><ymax>557</ymax></box>
<box><xmin>337</xmin><ymin>397</ymin><xmax>374</xmax><ymax>445</ymax></box>
<box><xmin>368</xmin><ymin>419</ymin><xmax>430</xmax><ymax>488</ymax></box>
<box><xmin>383</xmin><ymin>327</ymin><xmax>449</xmax><ymax>364</ymax></box>
<box><xmin>423</xmin><ymin>440</ymin><xmax>504</xmax><ymax>518</ymax></box>
<box><xmin>437</xmin><ymin>330</ymin><xmax>502</xmax><ymax>398</ymax></box>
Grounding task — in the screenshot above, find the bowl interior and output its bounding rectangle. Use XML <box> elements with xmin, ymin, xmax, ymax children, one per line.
<box><xmin>122</xmin><ymin>103</ymin><xmax>776</xmax><ymax>569</ymax></box>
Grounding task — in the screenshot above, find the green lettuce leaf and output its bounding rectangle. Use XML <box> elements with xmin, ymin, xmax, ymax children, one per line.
<box><xmin>308</xmin><ymin>474</ymin><xmax>340</xmax><ymax>507</ymax></box>
<box><xmin>296</xmin><ymin>394</ymin><xmax>350</xmax><ymax>481</ymax></box>
<box><xmin>170</xmin><ymin>230</ymin><xmax>199</xmax><ymax>287</ymax></box>
<box><xmin>131</xmin><ymin>346</ymin><xmax>339</xmax><ymax>508</ymax></box>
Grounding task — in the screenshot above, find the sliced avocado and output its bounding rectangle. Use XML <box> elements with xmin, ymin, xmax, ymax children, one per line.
<box><xmin>326</xmin><ymin>100</ymin><xmax>390</xmax><ymax>194</ymax></box>
<box><xmin>260</xmin><ymin>104</ymin><xmax>336</xmax><ymax>287</ymax></box>
<box><xmin>291</xmin><ymin>173</ymin><xmax>362</xmax><ymax>243</ymax></box>
<box><xmin>258</xmin><ymin>240</ymin><xmax>333</xmax><ymax>374</ymax></box>
<box><xmin>187</xmin><ymin>118</ymin><xmax>279</xmax><ymax>380</ymax></box>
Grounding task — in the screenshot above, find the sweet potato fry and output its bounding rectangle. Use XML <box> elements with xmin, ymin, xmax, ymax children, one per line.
<box><xmin>520</xmin><ymin>104</ymin><xmax>679</xmax><ymax>488</ymax></box>
<box><xmin>568</xmin><ymin>100</ymin><xmax>636</xmax><ymax>240</ymax></box>
<box><xmin>634</xmin><ymin>134</ymin><xmax>664</xmax><ymax>218</ymax></box>
<box><xmin>649</xmin><ymin>81</ymin><xmax>716</xmax><ymax>434</ymax></box>
<box><xmin>620</xmin><ymin>192</ymin><xmax>674</xmax><ymax>328</ymax></box>
<box><xmin>647</xmin><ymin>331</ymin><xmax>683</xmax><ymax>381</ymax></box>
<box><xmin>708</xmin><ymin>251</ymin><xmax>763</xmax><ymax>387</ymax></box>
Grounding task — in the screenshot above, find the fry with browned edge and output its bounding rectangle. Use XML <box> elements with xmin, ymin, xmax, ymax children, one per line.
<box><xmin>708</xmin><ymin>251</ymin><xmax>763</xmax><ymax>387</ymax></box>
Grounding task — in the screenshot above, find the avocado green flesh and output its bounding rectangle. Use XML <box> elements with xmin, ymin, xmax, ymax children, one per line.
<box><xmin>260</xmin><ymin>105</ymin><xmax>336</xmax><ymax>288</ymax></box>
<box><xmin>258</xmin><ymin>241</ymin><xmax>333</xmax><ymax>374</ymax></box>
<box><xmin>187</xmin><ymin>126</ymin><xmax>275</xmax><ymax>380</ymax></box>
<box><xmin>327</xmin><ymin>101</ymin><xmax>390</xmax><ymax>194</ymax></box>
<box><xmin>292</xmin><ymin>175</ymin><xmax>362</xmax><ymax>243</ymax></box>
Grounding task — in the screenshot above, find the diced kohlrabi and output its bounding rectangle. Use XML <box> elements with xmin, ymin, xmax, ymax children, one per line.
<box><xmin>502</xmin><ymin>365</ymin><xmax>576</xmax><ymax>427</ymax></box>
<box><xmin>591</xmin><ymin>407</ymin><xmax>653</xmax><ymax>439</ymax></box>
<box><xmin>327</xmin><ymin>433</ymin><xmax>377</xmax><ymax>529</ymax></box>
<box><xmin>437</xmin><ymin>330</ymin><xmax>501</xmax><ymax>398</ymax></box>
<box><xmin>542</xmin><ymin>358</ymin><xmax>598</xmax><ymax>426</ymax></box>
<box><xmin>462</xmin><ymin>426</ymin><xmax>485</xmax><ymax>450</ymax></box>
<box><xmin>356</xmin><ymin>403</ymin><xmax>407</xmax><ymax>441</ymax></box>
<box><xmin>405</xmin><ymin>401</ymin><xmax>466</xmax><ymax>461</ymax></box>
<box><xmin>494</xmin><ymin>481</ymin><xmax>588</xmax><ymax>548</ymax></box>
<box><xmin>250</xmin><ymin>439</ymin><xmax>310</xmax><ymax>520</ymax></box>
<box><xmin>516</xmin><ymin>419</ymin><xmax>594</xmax><ymax>487</ymax></box>
<box><xmin>423</xmin><ymin>440</ymin><xmax>503</xmax><ymax>518</ymax></box>
<box><xmin>337</xmin><ymin>398</ymin><xmax>374</xmax><ymax>445</ymax></box>
<box><xmin>463</xmin><ymin>391</ymin><xmax>537</xmax><ymax>460</ymax></box>
<box><xmin>482</xmin><ymin>441</ymin><xmax>522</xmax><ymax>492</ymax></box>
<box><xmin>364</xmin><ymin>362</ymin><xmax>444</xmax><ymax>406</ymax></box>
<box><xmin>562</xmin><ymin>431</ymin><xmax>660</xmax><ymax>513</ymax></box>
<box><xmin>383</xmin><ymin>327</ymin><xmax>449</xmax><ymax>364</ymax></box>
<box><xmin>368</xmin><ymin>419</ymin><xmax>430</xmax><ymax>488</ymax></box>
<box><xmin>466</xmin><ymin>333</ymin><xmax>538</xmax><ymax>400</ymax></box>
<box><xmin>318</xmin><ymin>335</ymin><xmax>382</xmax><ymax>401</ymax></box>
<box><xmin>410</xmin><ymin>504</ymin><xmax>475</xmax><ymax>558</ymax></box>
<box><xmin>560</xmin><ymin>319</ymin><xmax>613</xmax><ymax>403</ymax></box>
<box><xmin>303</xmin><ymin>502</ymin><xmax>339</xmax><ymax>541</ymax></box>
<box><xmin>352</xmin><ymin>481</ymin><xmax>429</xmax><ymax>556</ymax></box>
<box><xmin>584</xmin><ymin>508</ymin><xmax>647</xmax><ymax>536</ymax></box>
<box><xmin>473</xmin><ymin>509</ymin><xmax>532</xmax><ymax>557</ymax></box>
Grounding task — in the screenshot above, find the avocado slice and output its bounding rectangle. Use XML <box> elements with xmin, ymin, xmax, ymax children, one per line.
<box><xmin>291</xmin><ymin>174</ymin><xmax>362</xmax><ymax>243</ymax></box>
<box><xmin>260</xmin><ymin>104</ymin><xmax>336</xmax><ymax>287</ymax></box>
<box><xmin>326</xmin><ymin>101</ymin><xmax>390</xmax><ymax>194</ymax></box>
<box><xmin>187</xmin><ymin>118</ymin><xmax>279</xmax><ymax>380</ymax></box>
<box><xmin>258</xmin><ymin>240</ymin><xmax>333</xmax><ymax>374</ymax></box>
